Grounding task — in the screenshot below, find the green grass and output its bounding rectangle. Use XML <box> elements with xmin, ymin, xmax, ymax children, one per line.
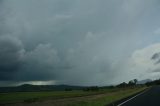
<box><xmin>0</xmin><ymin>87</ymin><xmax>147</xmax><ymax>106</ymax></box>
<box><xmin>0</xmin><ymin>89</ymin><xmax>113</xmax><ymax>104</ymax></box>
<box><xmin>69</xmin><ymin>87</ymin><xmax>147</xmax><ymax>106</ymax></box>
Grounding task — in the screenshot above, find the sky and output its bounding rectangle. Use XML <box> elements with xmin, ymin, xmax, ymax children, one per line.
<box><xmin>1</xmin><ymin>0</ymin><xmax>160</xmax><ymax>86</ymax></box>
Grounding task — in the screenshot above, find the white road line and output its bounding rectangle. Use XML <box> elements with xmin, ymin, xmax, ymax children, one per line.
<box><xmin>117</xmin><ymin>89</ymin><xmax>149</xmax><ymax>106</ymax></box>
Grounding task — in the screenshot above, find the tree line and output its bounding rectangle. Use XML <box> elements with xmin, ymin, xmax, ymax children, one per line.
<box><xmin>116</xmin><ymin>79</ymin><xmax>138</xmax><ymax>88</ymax></box>
<box><xmin>145</xmin><ymin>79</ymin><xmax>160</xmax><ymax>86</ymax></box>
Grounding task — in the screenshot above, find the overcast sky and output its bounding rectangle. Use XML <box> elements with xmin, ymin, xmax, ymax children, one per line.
<box><xmin>1</xmin><ymin>0</ymin><xmax>160</xmax><ymax>86</ymax></box>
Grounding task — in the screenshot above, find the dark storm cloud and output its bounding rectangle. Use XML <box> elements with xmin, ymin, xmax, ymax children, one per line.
<box><xmin>16</xmin><ymin>44</ymin><xmax>62</xmax><ymax>81</ymax></box>
<box><xmin>0</xmin><ymin>36</ymin><xmax>23</xmax><ymax>80</ymax></box>
<box><xmin>0</xmin><ymin>0</ymin><xmax>160</xmax><ymax>86</ymax></box>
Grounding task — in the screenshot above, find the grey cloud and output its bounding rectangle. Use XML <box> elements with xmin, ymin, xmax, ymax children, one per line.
<box><xmin>151</xmin><ymin>52</ymin><xmax>160</xmax><ymax>64</ymax></box>
<box><xmin>0</xmin><ymin>0</ymin><xmax>160</xmax><ymax>86</ymax></box>
<box><xmin>151</xmin><ymin>53</ymin><xmax>160</xmax><ymax>60</ymax></box>
<box><xmin>152</xmin><ymin>69</ymin><xmax>160</xmax><ymax>73</ymax></box>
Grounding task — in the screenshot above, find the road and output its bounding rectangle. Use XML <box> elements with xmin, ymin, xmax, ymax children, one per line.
<box><xmin>118</xmin><ymin>86</ymin><xmax>160</xmax><ymax>106</ymax></box>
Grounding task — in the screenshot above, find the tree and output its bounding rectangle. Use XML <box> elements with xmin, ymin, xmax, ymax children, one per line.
<box><xmin>133</xmin><ymin>79</ymin><xmax>138</xmax><ymax>85</ymax></box>
<box><xmin>128</xmin><ymin>80</ymin><xmax>134</xmax><ymax>86</ymax></box>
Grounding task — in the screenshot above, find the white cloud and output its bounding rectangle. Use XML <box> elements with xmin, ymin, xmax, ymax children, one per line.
<box><xmin>122</xmin><ymin>43</ymin><xmax>160</xmax><ymax>81</ymax></box>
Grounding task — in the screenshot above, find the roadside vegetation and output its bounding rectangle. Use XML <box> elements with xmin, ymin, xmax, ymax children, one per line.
<box><xmin>70</xmin><ymin>87</ymin><xmax>146</xmax><ymax>106</ymax></box>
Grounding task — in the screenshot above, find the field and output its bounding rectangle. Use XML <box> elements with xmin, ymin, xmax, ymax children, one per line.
<box><xmin>0</xmin><ymin>87</ymin><xmax>147</xmax><ymax>106</ymax></box>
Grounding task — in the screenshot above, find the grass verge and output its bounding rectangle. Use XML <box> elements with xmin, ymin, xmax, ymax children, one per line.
<box><xmin>0</xmin><ymin>89</ymin><xmax>119</xmax><ymax>104</ymax></box>
<box><xmin>0</xmin><ymin>87</ymin><xmax>147</xmax><ymax>106</ymax></box>
<box><xmin>69</xmin><ymin>87</ymin><xmax>147</xmax><ymax>106</ymax></box>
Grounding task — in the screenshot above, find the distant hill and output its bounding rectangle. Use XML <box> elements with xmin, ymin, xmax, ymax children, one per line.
<box><xmin>137</xmin><ymin>79</ymin><xmax>152</xmax><ymax>84</ymax></box>
<box><xmin>0</xmin><ymin>84</ymin><xmax>85</xmax><ymax>92</ymax></box>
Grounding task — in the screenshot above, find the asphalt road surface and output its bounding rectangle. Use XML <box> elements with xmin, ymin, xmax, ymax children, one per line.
<box><xmin>118</xmin><ymin>86</ymin><xmax>160</xmax><ymax>106</ymax></box>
